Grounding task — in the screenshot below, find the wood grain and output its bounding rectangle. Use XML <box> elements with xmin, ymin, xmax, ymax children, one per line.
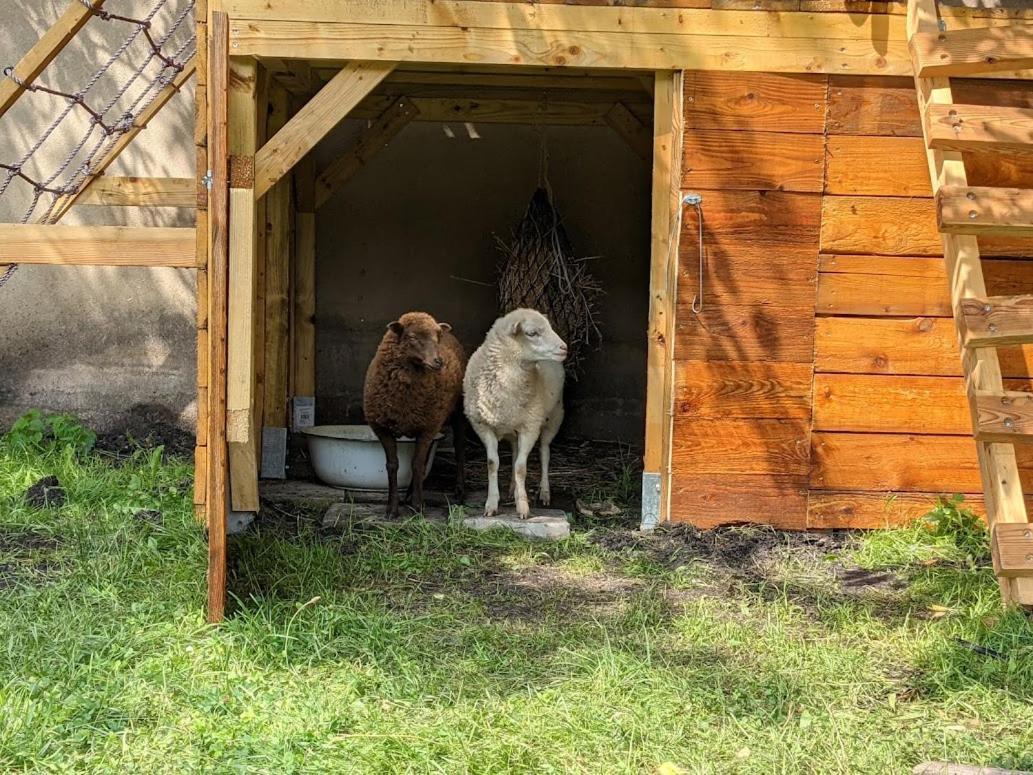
<box><xmin>911</xmin><ymin>24</ymin><xmax>1033</xmax><ymax>78</ymax></box>
<box><xmin>680</xmin><ymin>189</ymin><xmax>821</xmax><ymax>247</ymax></box>
<box><xmin>682</xmin><ymin>129</ymin><xmax>824</xmax><ymax>192</ymax></box>
<box><xmin>807</xmin><ymin>491</ymin><xmax>991</xmax><ymax>529</ymax></box>
<box><xmin>683</xmin><ymin>71</ymin><xmax>827</xmax><ymax>133</ymax></box>
<box><xmin>0</xmin><ymin>225</ymin><xmax>196</xmax><ymax>267</ymax></box>
<box><xmin>812</xmin><ymin>374</ymin><xmax>973</xmax><ymax>434</ymax></box>
<box><xmin>679</xmin><ymin>244</ymin><xmax>818</xmax><ymax>309</ymax></box>
<box><xmin>810</xmin><ymin>431</ymin><xmax>1033</xmax><ymax>492</ymax></box>
<box><xmin>672</xmin><ymin>417</ymin><xmax>811</xmax><ymax>476</ymax></box>
<box><xmin>674</xmin><ymin>360</ymin><xmax>813</xmax><ymax>419</ymax></box>
<box><xmin>938</xmin><ymin>185</ymin><xmax>1033</xmax><ymax>237</ymax></box>
<box><xmin>671</xmin><ymin>474</ymin><xmax>808</xmax><ymax>529</ymax></box>
<box><xmin>675</xmin><ymin>302</ymin><xmax>815</xmax><ymax>363</ymax></box>
<box><xmin>824</xmin><ymin>136</ymin><xmax>931</xmax><ymax>196</ymax></box>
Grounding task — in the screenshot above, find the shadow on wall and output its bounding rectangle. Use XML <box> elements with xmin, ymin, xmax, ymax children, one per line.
<box><xmin>0</xmin><ymin>2</ymin><xmax>198</xmax><ymax>436</ymax></box>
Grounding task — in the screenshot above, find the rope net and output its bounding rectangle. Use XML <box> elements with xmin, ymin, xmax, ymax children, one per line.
<box><xmin>0</xmin><ymin>0</ymin><xmax>197</xmax><ymax>288</ymax></box>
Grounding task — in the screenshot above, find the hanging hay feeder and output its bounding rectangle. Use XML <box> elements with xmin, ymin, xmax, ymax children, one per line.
<box><xmin>496</xmin><ymin>187</ymin><xmax>603</xmax><ymax>374</ymax></box>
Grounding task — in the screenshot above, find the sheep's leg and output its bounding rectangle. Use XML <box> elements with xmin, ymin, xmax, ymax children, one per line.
<box><xmin>373</xmin><ymin>427</ymin><xmax>400</xmax><ymax>519</ymax></box>
<box><xmin>474</xmin><ymin>425</ymin><xmax>500</xmax><ymax>517</ymax></box>
<box><xmin>451</xmin><ymin>411</ymin><xmax>466</xmax><ymax>502</ymax></box>
<box><xmin>513</xmin><ymin>430</ymin><xmax>537</xmax><ymax>519</ymax></box>
<box><xmin>538</xmin><ymin>406</ymin><xmax>564</xmax><ymax>506</ymax></box>
<box><xmin>508</xmin><ymin>438</ymin><xmax>518</xmax><ymax>501</ymax></box>
<box><xmin>410</xmin><ymin>433</ymin><xmax>435</xmax><ymax>515</ymax></box>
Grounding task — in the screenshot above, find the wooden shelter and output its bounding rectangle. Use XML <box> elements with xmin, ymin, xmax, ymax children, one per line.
<box><xmin>2</xmin><ymin>0</ymin><xmax>1033</xmax><ymax>620</ymax></box>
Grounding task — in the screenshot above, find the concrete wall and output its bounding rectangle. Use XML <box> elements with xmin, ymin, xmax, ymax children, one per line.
<box><xmin>313</xmin><ymin>120</ymin><xmax>651</xmax><ymax>443</ymax></box>
<box><xmin>0</xmin><ymin>0</ymin><xmax>197</xmax><ymax>435</ymax></box>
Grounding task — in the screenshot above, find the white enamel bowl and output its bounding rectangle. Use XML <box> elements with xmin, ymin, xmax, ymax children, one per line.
<box><xmin>302</xmin><ymin>424</ymin><xmax>439</xmax><ymax>491</ymax></box>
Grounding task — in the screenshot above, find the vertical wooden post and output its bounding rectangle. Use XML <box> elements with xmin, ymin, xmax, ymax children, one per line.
<box><xmin>226</xmin><ymin>54</ymin><xmax>261</xmax><ymax>512</ymax></box>
<box><xmin>642</xmin><ymin>70</ymin><xmax>684</xmax><ymax>528</ymax></box>
<box><xmin>263</xmin><ymin>83</ymin><xmax>293</xmax><ymax>430</ymax></box>
<box><xmin>292</xmin><ymin>141</ymin><xmax>317</xmax><ymax>417</ymax></box>
<box><xmin>206</xmin><ymin>11</ymin><xmax>230</xmax><ymax>623</ymax></box>
<box><xmin>194</xmin><ymin>0</ymin><xmax>210</xmax><ymax>524</ymax></box>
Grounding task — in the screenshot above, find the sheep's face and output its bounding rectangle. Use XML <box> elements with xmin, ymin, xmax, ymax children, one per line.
<box><xmin>508</xmin><ymin>310</ymin><xmax>568</xmax><ymax>363</ymax></box>
<box><xmin>389</xmin><ymin>313</ymin><xmax>452</xmax><ymax>371</ymax></box>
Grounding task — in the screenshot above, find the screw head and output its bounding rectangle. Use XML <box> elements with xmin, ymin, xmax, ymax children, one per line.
<box><xmin>1004</xmin><ymin>418</ymin><xmax>1015</xmax><ymax>429</ymax></box>
<box><xmin>967</xmin><ymin>191</ymin><xmax>977</xmax><ymax>200</ymax></box>
<box><xmin>989</xmin><ymin>323</ymin><xmax>999</xmax><ymax>333</ymax></box>
<box><xmin>969</xmin><ymin>210</ymin><xmax>978</xmax><ymax>219</ymax></box>
<box><xmin>983</xmin><ymin>304</ymin><xmax>993</xmax><ymax>314</ymax></box>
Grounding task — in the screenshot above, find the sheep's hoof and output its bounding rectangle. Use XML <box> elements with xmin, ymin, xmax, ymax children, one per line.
<box><xmin>484</xmin><ymin>497</ymin><xmax>499</xmax><ymax>517</ymax></box>
<box><xmin>516</xmin><ymin>501</ymin><xmax>530</xmax><ymax>519</ymax></box>
<box><xmin>539</xmin><ymin>487</ymin><xmax>551</xmax><ymax>506</ymax></box>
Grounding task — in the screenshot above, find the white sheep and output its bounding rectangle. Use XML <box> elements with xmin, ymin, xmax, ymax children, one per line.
<box><xmin>463</xmin><ymin>308</ymin><xmax>567</xmax><ymax>518</ymax></box>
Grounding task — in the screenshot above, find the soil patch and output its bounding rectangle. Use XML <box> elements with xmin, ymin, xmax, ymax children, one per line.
<box><xmin>94</xmin><ymin>404</ymin><xmax>194</xmax><ymax>459</ymax></box>
<box><xmin>23</xmin><ymin>475</ymin><xmax>66</xmax><ymax>509</ymax></box>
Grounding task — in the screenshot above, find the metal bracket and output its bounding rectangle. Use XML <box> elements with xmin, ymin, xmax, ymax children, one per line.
<box><xmin>640</xmin><ymin>471</ymin><xmax>662</xmax><ymax>531</ymax></box>
<box><xmin>682</xmin><ymin>192</ymin><xmax>703</xmax><ymax>206</ymax></box>
<box><xmin>202</xmin><ymin>169</ymin><xmax>213</xmax><ymax>190</ymax></box>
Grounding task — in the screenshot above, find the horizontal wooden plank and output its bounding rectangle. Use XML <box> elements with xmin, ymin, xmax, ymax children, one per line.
<box><xmin>675</xmin><ymin>302</ymin><xmax>815</xmax><ymax>363</ymax></box>
<box><xmin>231</xmin><ymin>21</ymin><xmax>912</xmax><ymax>75</ymax></box>
<box><xmin>992</xmin><ymin>522</ymin><xmax>1033</xmax><ymax>577</ymax></box>
<box><xmin>0</xmin><ymin>225</ymin><xmax>197</xmax><ymax>267</ymax></box>
<box><xmin>817</xmin><ymin>255</ymin><xmax>1033</xmax><ymax>316</ymax></box>
<box><xmin>821</xmin><ymin>195</ymin><xmax>1033</xmax><ymax>256</ymax></box>
<box><xmin>810</xmin><ymin>431</ymin><xmax>1033</xmax><ymax>492</ymax></box>
<box><xmin>816</xmin><ymin>315</ymin><xmax>1033</xmax><ymax>378</ymax></box>
<box><xmin>683</xmin><ymin>71</ymin><xmax>827</xmax><ymax>133</ymax></box>
<box><xmin>682</xmin><ymin>129</ymin><xmax>824</xmax><ymax>192</ymax></box>
<box><xmin>975</xmin><ymin>390</ymin><xmax>1033</xmax><ymax>441</ymax></box>
<box><xmin>679</xmin><ymin>243</ymin><xmax>818</xmax><ymax>309</ymax></box>
<box><xmin>226</xmin><ymin>1</ymin><xmax>908</xmax><ymax>41</ymax></box>
<box><xmin>673</xmin><ymin>417</ymin><xmax>811</xmax><ymax>476</ymax></box>
<box><xmin>911</xmin><ymin>24</ymin><xmax>1033</xmax><ymax>78</ymax></box>
<box><xmin>670</xmin><ymin>474</ymin><xmax>808</xmax><ymax>529</ymax></box>
<box><xmin>680</xmin><ymin>189</ymin><xmax>822</xmax><ymax>247</ymax></box>
<box><xmin>76</xmin><ymin>176</ymin><xmax>197</xmax><ymax>207</ymax></box>
<box><xmin>925</xmin><ymin>103</ymin><xmax>1033</xmax><ymax>154</ymax></box>
<box><xmin>824</xmin><ymin>135</ymin><xmax>931</xmax><ymax>196</ymax></box>
<box><xmin>807</xmin><ymin>491</ymin><xmax>992</xmax><ymax>529</ymax></box>
<box><xmin>826</xmin><ymin>75</ymin><xmax>1033</xmax><ymax>137</ymax></box>
<box><xmin>813</xmin><ymin>373</ymin><xmax>972</xmax><ymax>434</ymax></box>
<box><xmin>674</xmin><ymin>360</ymin><xmax>813</xmax><ymax>420</ymax></box>
<box><xmin>938</xmin><ymin>186</ymin><xmax>1033</xmax><ymax>236</ymax></box>
<box><xmin>962</xmin><ymin>295</ymin><xmax>1033</xmax><ymax>348</ymax></box>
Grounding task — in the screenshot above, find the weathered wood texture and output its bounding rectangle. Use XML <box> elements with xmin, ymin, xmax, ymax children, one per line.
<box><xmin>669</xmin><ymin>70</ymin><xmax>1033</xmax><ymax>529</ymax></box>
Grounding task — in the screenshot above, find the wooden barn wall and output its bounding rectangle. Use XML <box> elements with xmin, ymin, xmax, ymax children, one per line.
<box><xmin>670</xmin><ymin>72</ymin><xmax>1033</xmax><ymax>530</ymax></box>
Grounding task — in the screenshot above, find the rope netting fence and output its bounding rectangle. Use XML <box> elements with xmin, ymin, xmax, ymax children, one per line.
<box><xmin>0</xmin><ymin>0</ymin><xmax>196</xmax><ymax>288</ymax></box>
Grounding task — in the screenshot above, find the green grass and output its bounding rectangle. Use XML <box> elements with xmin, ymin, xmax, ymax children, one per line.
<box><xmin>3</xmin><ymin>444</ymin><xmax>1033</xmax><ymax>774</ymax></box>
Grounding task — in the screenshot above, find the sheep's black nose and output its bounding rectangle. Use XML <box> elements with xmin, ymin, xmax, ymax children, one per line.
<box><xmin>433</xmin><ymin>357</ymin><xmax>444</xmax><ymax>368</ymax></box>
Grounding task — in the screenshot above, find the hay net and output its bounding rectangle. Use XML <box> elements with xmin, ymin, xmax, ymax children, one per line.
<box><xmin>0</xmin><ymin>0</ymin><xmax>196</xmax><ymax>288</ymax></box>
<box><xmin>496</xmin><ymin>186</ymin><xmax>603</xmax><ymax>376</ymax></box>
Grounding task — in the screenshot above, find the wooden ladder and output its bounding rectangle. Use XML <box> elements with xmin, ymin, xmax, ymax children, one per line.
<box><xmin>907</xmin><ymin>0</ymin><xmax>1033</xmax><ymax>604</ymax></box>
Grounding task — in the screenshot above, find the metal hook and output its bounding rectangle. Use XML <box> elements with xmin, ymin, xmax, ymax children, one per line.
<box><xmin>683</xmin><ymin>194</ymin><xmax>704</xmax><ymax>314</ymax></box>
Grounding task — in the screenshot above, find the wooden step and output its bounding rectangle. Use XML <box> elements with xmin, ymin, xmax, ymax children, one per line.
<box><xmin>992</xmin><ymin>522</ymin><xmax>1033</xmax><ymax>578</ymax></box>
<box><xmin>973</xmin><ymin>389</ymin><xmax>1033</xmax><ymax>442</ymax></box>
<box><xmin>962</xmin><ymin>295</ymin><xmax>1033</xmax><ymax>348</ymax></box>
<box><xmin>925</xmin><ymin>104</ymin><xmax>1033</xmax><ymax>154</ymax></box>
<box><xmin>910</xmin><ymin>23</ymin><xmax>1033</xmax><ymax>77</ymax></box>
<box><xmin>938</xmin><ymin>186</ymin><xmax>1033</xmax><ymax>236</ymax></box>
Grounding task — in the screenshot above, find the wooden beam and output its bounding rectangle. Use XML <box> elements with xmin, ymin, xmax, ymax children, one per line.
<box><xmin>206</xmin><ymin>11</ymin><xmax>231</xmax><ymax>624</ymax></box>
<box><xmin>0</xmin><ymin>225</ymin><xmax>196</xmax><ymax>266</ymax></box>
<box><xmin>974</xmin><ymin>390</ymin><xmax>1033</xmax><ymax>442</ymax></box>
<box><xmin>292</xmin><ymin>150</ymin><xmax>317</xmax><ymax>408</ymax></box>
<box><xmin>604</xmin><ymin>102</ymin><xmax>653</xmax><ymax>161</ymax></box>
<box><xmin>227</xmin><ymin>56</ymin><xmax>260</xmax><ymax>513</ymax></box>
<box><xmin>76</xmin><ymin>176</ymin><xmax>197</xmax><ymax>207</ymax></box>
<box><xmin>909</xmin><ymin>0</ymin><xmax>1033</xmax><ymax>606</ymax></box>
<box><xmin>230</xmin><ymin>21</ymin><xmax>911</xmax><ymax>76</ymax></box>
<box><xmin>46</xmin><ymin>59</ymin><xmax>196</xmax><ymax>222</ymax></box>
<box><xmin>253</xmin><ymin>60</ymin><xmax>394</xmax><ymax>199</ymax></box>
<box><xmin>926</xmin><ymin>103</ymin><xmax>1033</xmax><ymax>154</ymax></box>
<box><xmin>225</xmin><ymin>0</ymin><xmax>907</xmax><ymax>39</ymax></box>
<box><xmin>911</xmin><ymin>23</ymin><xmax>1033</xmax><ymax>77</ymax></box>
<box><xmin>938</xmin><ymin>186</ymin><xmax>1033</xmax><ymax>236</ymax></box>
<box><xmin>962</xmin><ymin>295</ymin><xmax>1033</xmax><ymax>348</ymax></box>
<box><xmin>314</xmin><ymin>96</ymin><xmax>418</xmax><ymax>209</ymax></box>
<box><xmin>992</xmin><ymin>522</ymin><xmax>1033</xmax><ymax>577</ymax></box>
<box><xmin>264</xmin><ymin>57</ymin><xmax>312</xmax><ymax>95</ymax></box>
<box><xmin>0</xmin><ymin>0</ymin><xmax>105</xmax><ymax>119</ymax></box>
<box><xmin>643</xmin><ymin>71</ymin><xmax>683</xmax><ymax>526</ymax></box>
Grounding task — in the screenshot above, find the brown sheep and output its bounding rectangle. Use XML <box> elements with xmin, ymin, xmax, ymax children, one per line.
<box><xmin>363</xmin><ymin>311</ymin><xmax>466</xmax><ymax>517</ymax></box>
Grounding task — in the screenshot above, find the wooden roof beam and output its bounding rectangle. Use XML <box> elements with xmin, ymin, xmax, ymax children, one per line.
<box><xmin>253</xmin><ymin>60</ymin><xmax>395</xmax><ymax>199</ymax></box>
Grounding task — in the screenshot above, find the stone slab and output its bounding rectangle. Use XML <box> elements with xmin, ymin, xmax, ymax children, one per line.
<box><xmin>462</xmin><ymin>510</ymin><xmax>571</xmax><ymax>541</ymax></box>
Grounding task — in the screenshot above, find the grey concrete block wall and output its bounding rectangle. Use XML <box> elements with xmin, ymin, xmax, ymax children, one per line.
<box><xmin>0</xmin><ymin>0</ymin><xmax>198</xmax><ymax>436</ymax></box>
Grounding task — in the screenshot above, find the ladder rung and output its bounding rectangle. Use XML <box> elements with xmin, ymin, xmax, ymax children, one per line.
<box><xmin>962</xmin><ymin>295</ymin><xmax>1033</xmax><ymax>348</ymax></box>
<box><xmin>938</xmin><ymin>185</ymin><xmax>1033</xmax><ymax>236</ymax></box>
<box><xmin>926</xmin><ymin>103</ymin><xmax>1033</xmax><ymax>154</ymax></box>
<box><xmin>911</xmin><ymin>24</ymin><xmax>1033</xmax><ymax>77</ymax></box>
<box><xmin>974</xmin><ymin>389</ymin><xmax>1033</xmax><ymax>442</ymax></box>
<box><xmin>992</xmin><ymin>523</ymin><xmax>1033</xmax><ymax>578</ymax></box>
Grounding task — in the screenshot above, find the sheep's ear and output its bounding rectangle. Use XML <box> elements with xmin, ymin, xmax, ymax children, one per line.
<box><xmin>387</xmin><ymin>321</ymin><xmax>404</xmax><ymax>337</ymax></box>
<box><xmin>509</xmin><ymin>319</ymin><xmax>523</xmax><ymax>336</ymax></box>
<box><xmin>439</xmin><ymin>322</ymin><xmax>452</xmax><ymax>334</ymax></box>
